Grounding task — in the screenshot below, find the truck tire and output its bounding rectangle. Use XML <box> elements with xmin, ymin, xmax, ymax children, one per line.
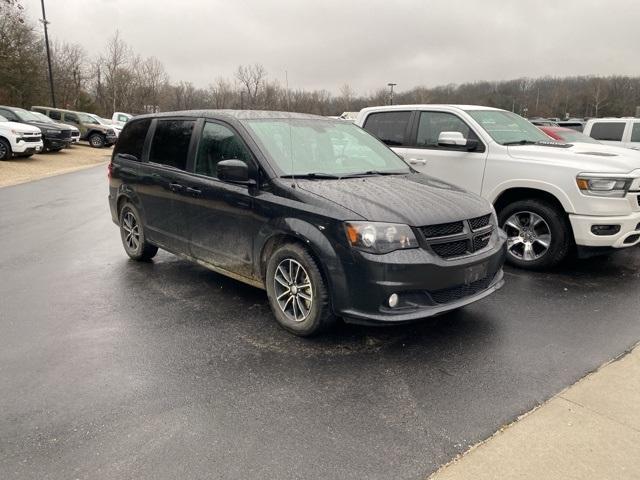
<box><xmin>0</xmin><ymin>138</ymin><xmax>12</xmax><ymax>160</ymax></box>
<box><xmin>89</xmin><ymin>133</ymin><xmax>106</xmax><ymax>148</ymax></box>
<box><xmin>498</xmin><ymin>199</ymin><xmax>572</xmax><ymax>270</ymax></box>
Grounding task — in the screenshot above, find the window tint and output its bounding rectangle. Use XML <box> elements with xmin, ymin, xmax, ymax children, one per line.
<box><xmin>416</xmin><ymin>111</ymin><xmax>479</xmax><ymax>148</ymax></box>
<box><xmin>195</xmin><ymin>122</ymin><xmax>252</xmax><ymax>178</ymax></box>
<box><xmin>64</xmin><ymin>113</ymin><xmax>79</xmax><ymax>124</ymax></box>
<box><xmin>49</xmin><ymin>110</ymin><xmax>61</xmax><ymax>120</ymax></box>
<box><xmin>362</xmin><ymin>111</ymin><xmax>411</xmax><ymax>146</ymax></box>
<box><xmin>590</xmin><ymin>122</ymin><xmax>626</xmax><ymax>141</ymax></box>
<box><xmin>113</xmin><ymin>119</ymin><xmax>151</xmax><ymax>160</ymax></box>
<box><xmin>631</xmin><ymin>123</ymin><xmax>640</xmax><ymax>143</ymax></box>
<box><xmin>149</xmin><ymin>119</ymin><xmax>195</xmax><ymax>170</ymax></box>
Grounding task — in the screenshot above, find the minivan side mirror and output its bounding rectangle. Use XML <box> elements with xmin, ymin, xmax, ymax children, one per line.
<box><xmin>217</xmin><ymin>159</ymin><xmax>252</xmax><ymax>184</ymax></box>
<box><xmin>437</xmin><ymin>131</ymin><xmax>467</xmax><ymax>147</ymax></box>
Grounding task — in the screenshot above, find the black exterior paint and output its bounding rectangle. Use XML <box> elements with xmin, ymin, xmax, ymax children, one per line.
<box><xmin>108</xmin><ymin>110</ymin><xmax>507</xmax><ymax>324</ymax></box>
<box><xmin>0</xmin><ymin>105</ymin><xmax>74</xmax><ymax>150</ymax></box>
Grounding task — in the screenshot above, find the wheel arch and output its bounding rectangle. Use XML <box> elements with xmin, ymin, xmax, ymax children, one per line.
<box><xmin>492</xmin><ymin>186</ymin><xmax>572</xmax><ymax>215</ymax></box>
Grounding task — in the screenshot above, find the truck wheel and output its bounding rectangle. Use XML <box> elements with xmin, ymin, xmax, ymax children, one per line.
<box><xmin>0</xmin><ymin>139</ymin><xmax>12</xmax><ymax>160</ymax></box>
<box><xmin>498</xmin><ymin>199</ymin><xmax>572</xmax><ymax>270</ymax></box>
<box><xmin>265</xmin><ymin>243</ymin><xmax>337</xmax><ymax>336</ymax></box>
<box><xmin>89</xmin><ymin>133</ymin><xmax>105</xmax><ymax>148</ymax></box>
<box><xmin>119</xmin><ymin>203</ymin><xmax>158</xmax><ymax>261</ymax></box>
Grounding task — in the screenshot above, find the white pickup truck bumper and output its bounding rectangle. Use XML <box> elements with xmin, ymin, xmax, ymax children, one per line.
<box><xmin>570</xmin><ymin>212</ymin><xmax>640</xmax><ymax>248</ymax></box>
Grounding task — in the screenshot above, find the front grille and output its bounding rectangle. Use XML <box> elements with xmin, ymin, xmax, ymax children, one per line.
<box><xmin>421</xmin><ymin>221</ymin><xmax>464</xmax><ymax>238</ymax></box>
<box><xmin>431</xmin><ymin>240</ymin><xmax>469</xmax><ymax>258</ymax></box>
<box><xmin>71</xmin><ymin>131</ymin><xmax>80</xmax><ymax>138</ymax></box>
<box><xmin>60</xmin><ymin>130</ymin><xmax>72</xmax><ymax>139</ymax></box>
<box><xmin>23</xmin><ymin>136</ymin><xmax>40</xmax><ymax>143</ymax></box>
<box><xmin>469</xmin><ymin>214</ymin><xmax>491</xmax><ymax>230</ymax></box>
<box><xmin>473</xmin><ymin>232</ymin><xmax>492</xmax><ymax>251</ymax></box>
<box><xmin>429</xmin><ymin>275</ymin><xmax>494</xmax><ymax>304</ymax></box>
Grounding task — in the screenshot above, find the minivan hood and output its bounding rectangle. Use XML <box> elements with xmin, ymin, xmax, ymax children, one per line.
<box><xmin>507</xmin><ymin>143</ymin><xmax>640</xmax><ymax>174</ymax></box>
<box><xmin>296</xmin><ymin>174</ymin><xmax>491</xmax><ymax>226</ymax></box>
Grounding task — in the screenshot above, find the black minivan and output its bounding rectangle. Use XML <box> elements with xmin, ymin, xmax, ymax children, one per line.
<box><xmin>108</xmin><ymin>110</ymin><xmax>507</xmax><ymax>336</ymax></box>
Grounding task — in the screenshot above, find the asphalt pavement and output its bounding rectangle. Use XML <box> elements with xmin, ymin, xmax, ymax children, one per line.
<box><xmin>1</xmin><ymin>165</ymin><xmax>639</xmax><ymax>480</ymax></box>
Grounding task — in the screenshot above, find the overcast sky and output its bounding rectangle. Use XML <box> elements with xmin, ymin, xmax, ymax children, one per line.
<box><xmin>23</xmin><ymin>0</ymin><xmax>640</xmax><ymax>94</ymax></box>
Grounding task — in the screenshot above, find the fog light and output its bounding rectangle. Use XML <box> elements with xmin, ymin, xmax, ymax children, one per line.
<box><xmin>624</xmin><ymin>234</ymin><xmax>640</xmax><ymax>244</ymax></box>
<box><xmin>591</xmin><ymin>225</ymin><xmax>621</xmax><ymax>236</ymax></box>
<box><xmin>388</xmin><ymin>293</ymin><xmax>399</xmax><ymax>308</ymax></box>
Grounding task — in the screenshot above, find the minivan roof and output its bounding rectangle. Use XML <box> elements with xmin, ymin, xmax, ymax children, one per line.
<box><xmin>133</xmin><ymin>110</ymin><xmax>329</xmax><ymax>122</ymax></box>
<box><xmin>359</xmin><ymin>104</ymin><xmax>504</xmax><ymax>113</ymax></box>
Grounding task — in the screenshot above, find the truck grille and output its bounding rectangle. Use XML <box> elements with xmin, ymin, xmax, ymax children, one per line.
<box><xmin>428</xmin><ymin>274</ymin><xmax>494</xmax><ymax>304</ymax></box>
<box><xmin>421</xmin><ymin>214</ymin><xmax>495</xmax><ymax>259</ymax></box>
<box><xmin>71</xmin><ymin>131</ymin><xmax>80</xmax><ymax>138</ymax></box>
<box><xmin>23</xmin><ymin>136</ymin><xmax>41</xmax><ymax>143</ymax></box>
<box><xmin>60</xmin><ymin>130</ymin><xmax>72</xmax><ymax>139</ymax></box>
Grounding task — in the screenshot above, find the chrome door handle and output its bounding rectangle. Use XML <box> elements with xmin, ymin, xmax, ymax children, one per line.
<box><xmin>409</xmin><ymin>158</ymin><xmax>427</xmax><ymax>165</ymax></box>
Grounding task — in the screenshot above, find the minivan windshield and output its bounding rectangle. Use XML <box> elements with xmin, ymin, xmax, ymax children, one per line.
<box><xmin>467</xmin><ymin>110</ymin><xmax>551</xmax><ymax>145</ymax></box>
<box><xmin>244</xmin><ymin>119</ymin><xmax>410</xmax><ymax>177</ymax></box>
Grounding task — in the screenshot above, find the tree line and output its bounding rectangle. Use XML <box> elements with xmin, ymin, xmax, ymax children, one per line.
<box><xmin>2</xmin><ymin>0</ymin><xmax>639</xmax><ymax>119</ymax></box>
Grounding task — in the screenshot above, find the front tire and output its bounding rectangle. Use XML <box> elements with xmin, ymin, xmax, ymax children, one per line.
<box><xmin>119</xmin><ymin>203</ymin><xmax>158</xmax><ymax>261</ymax></box>
<box><xmin>498</xmin><ymin>199</ymin><xmax>572</xmax><ymax>270</ymax></box>
<box><xmin>0</xmin><ymin>139</ymin><xmax>12</xmax><ymax>160</ymax></box>
<box><xmin>89</xmin><ymin>133</ymin><xmax>105</xmax><ymax>148</ymax></box>
<box><xmin>265</xmin><ymin>243</ymin><xmax>336</xmax><ymax>336</ymax></box>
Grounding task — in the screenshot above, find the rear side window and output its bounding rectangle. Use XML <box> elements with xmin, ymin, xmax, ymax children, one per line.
<box><xmin>113</xmin><ymin>119</ymin><xmax>151</xmax><ymax>160</ymax></box>
<box><xmin>49</xmin><ymin>110</ymin><xmax>61</xmax><ymax>120</ymax></box>
<box><xmin>64</xmin><ymin>113</ymin><xmax>79</xmax><ymax>124</ymax></box>
<box><xmin>195</xmin><ymin>122</ymin><xmax>253</xmax><ymax>178</ymax></box>
<box><xmin>589</xmin><ymin>122</ymin><xmax>626</xmax><ymax>141</ymax></box>
<box><xmin>631</xmin><ymin>123</ymin><xmax>640</xmax><ymax>143</ymax></box>
<box><xmin>149</xmin><ymin>119</ymin><xmax>195</xmax><ymax>170</ymax></box>
<box><xmin>362</xmin><ymin>111</ymin><xmax>411</xmax><ymax>146</ymax></box>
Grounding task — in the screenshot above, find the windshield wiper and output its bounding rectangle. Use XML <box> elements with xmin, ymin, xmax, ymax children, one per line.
<box><xmin>503</xmin><ymin>140</ymin><xmax>539</xmax><ymax>146</ymax></box>
<box><xmin>340</xmin><ymin>170</ymin><xmax>407</xmax><ymax>178</ymax></box>
<box><xmin>279</xmin><ymin>173</ymin><xmax>343</xmax><ymax>179</ymax></box>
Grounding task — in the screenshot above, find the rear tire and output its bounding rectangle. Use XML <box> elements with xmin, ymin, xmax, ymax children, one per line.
<box><xmin>89</xmin><ymin>133</ymin><xmax>105</xmax><ymax>148</ymax></box>
<box><xmin>0</xmin><ymin>139</ymin><xmax>12</xmax><ymax>160</ymax></box>
<box><xmin>265</xmin><ymin>243</ymin><xmax>337</xmax><ymax>336</ymax></box>
<box><xmin>498</xmin><ymin>199</ymin><xmax>572</xmax><ymax>270</ymax></box>
<box><xmin>119</xmin><ymin>202</ymin><xmax>158</xmax><ymax>261</ymax></box>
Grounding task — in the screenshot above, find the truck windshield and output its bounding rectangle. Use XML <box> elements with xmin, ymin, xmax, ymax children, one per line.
<box><xmin>244</xmin><ymin>119</ymin><xmax>410</xmax><ymax>177</ymax></box>
<box><xmin>467</xmin><ymin>110</ymin><xmax>551</xmax><ymax>145</ymax></box>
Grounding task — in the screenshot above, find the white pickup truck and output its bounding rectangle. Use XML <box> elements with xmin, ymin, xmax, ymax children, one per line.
<box><xmin>356</xmin><ymin>105</ymin><xmax>640</xmax><ymax>269</ymax></box>
<box><xmin>0</xmin><ymin>114</ymin><xmax>43</xmax><ymax>160</ymax></box>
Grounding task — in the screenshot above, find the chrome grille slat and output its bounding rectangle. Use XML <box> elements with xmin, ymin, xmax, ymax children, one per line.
<box><xmin>420</xmin><ymin>214</ymin><xmax>495</xmax><ymax>259</ymax></box>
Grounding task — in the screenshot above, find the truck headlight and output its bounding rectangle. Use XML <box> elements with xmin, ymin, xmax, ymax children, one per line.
<box><xmin>576</xmin><ymin>176</ymin><xmax>632</xmax><ymax>198</ymax></box>
<box><xmin>344</xmin><ymin>222</ymin><xmax>419</xmax><ymax>254</ymax></box>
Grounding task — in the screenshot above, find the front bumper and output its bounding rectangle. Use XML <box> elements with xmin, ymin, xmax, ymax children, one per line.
<box><xmin>12</xmin><ymin>140</ymin><xmax>43</xmax><ymax>154</ymax></box>
<box><xmin>570</xmin><ymin>211</ymin><xmax>640</xmax><ymax>248</ymax></box>
<box><xmin>334</xmin><ymin>230</ymin><xmax>507</xmax><ymax>325</ymax></box>
<box><xmin>44</xmin><ymin>137</ymin><xmax>71</xmax><ymax>150</ymax></box>
<box><xmin>106</xmin><ymin>134</ymin><xmax>117</xmax><ymax>146</ymax></box>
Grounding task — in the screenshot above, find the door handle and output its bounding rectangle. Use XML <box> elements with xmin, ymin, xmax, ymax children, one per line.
<box><xmin>408</xmin><ymin>158</ymin><xmax>427</xmax><ymax>165</ymax></box>
<box><xmin>185</xmin><ymin>186</ymin><xmax>202</xmax><ymax>198</ymax></box>
<box><xmin>169</xmin><ymin>183</ymin><xmax>184</xmax><ymax>193</ymax></box>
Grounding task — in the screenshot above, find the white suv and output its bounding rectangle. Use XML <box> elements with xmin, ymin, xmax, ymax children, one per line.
<box><xmin>583</xmin><ymin>118</ymin><xmax>640</xmax><ymax>150</ymax></box>
<box><xmin>0</xmin><ymin>114</ymin><xmax>43</xmax><ymax>160</ymax></box>
<box><xmin>356</xmin><ymin>105</ymin><xmax>640</xmax><ymax>269</ymax></box>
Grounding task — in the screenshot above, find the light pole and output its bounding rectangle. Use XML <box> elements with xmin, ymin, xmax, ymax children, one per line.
<box><xmin>39</xmin><ymin>0</ymin><xmax>56</xmax><ymax>107</ymax></box>
<box><xmin>387</xmin><ymin>83</ymin><xmax>397</xmax><ymax>105</ymax></box>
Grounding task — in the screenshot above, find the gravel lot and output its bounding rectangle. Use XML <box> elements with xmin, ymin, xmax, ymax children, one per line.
<box><xmin>0</xmin><ymin>144</ymin><xmax>110</xmax><ymax>188</ymax></box>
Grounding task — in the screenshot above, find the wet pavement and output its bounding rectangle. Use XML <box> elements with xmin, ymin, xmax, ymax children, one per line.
<box><xmin>1</xmin><ymin>166</ymin><xmax>639</xmax><ymax>479</ymax></box>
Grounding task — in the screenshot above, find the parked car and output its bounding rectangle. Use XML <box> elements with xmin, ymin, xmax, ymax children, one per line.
<box><xmin>529</xmin><ymin>117</ymin><xmax>558</xmax><ymax>127</ymax></box>
<box><xmin>88</xmin><ymin>113</ymin><xmax>123</xmax><ymax>137</ymax></box>
<box><xmin>539</xmin><ymin>126</ymin><xmax>600</xmax><ymax>144</ymax></box>
<box><xmin>583</xmin><ymin>118</ymin><xmax>640</xmax><ymax>150</ymax></box>
<box><xmin>32</xmin><ymin>106</ymin><xmax>117</xmax><ymax>148</ymax></box>
<box><xmin>112</xmin><ymin>112</ymin><xmax>132</xmax><ymax>126</ymax></box>
<box><xmin>0</xmin><ymin>105</ymin><xmax>74</xmax><ymax>152</ymax></box>
<box><xmin>109</xmin><ymin>110</ymin><xmax>507</xmax><ymax>336</ymax></box>
<box><xmin>30</xmin><ymin>111</ymin><xmax>82</xmax><ymax>145</ymax></box>
<box><xmin>0</xmin><ymin>114</ymin><xmax>43</xmax><ymax>160</ymax></box>
<box><xmin>556</xmin><ymin>119</ymin><xmax>585</xmax><ymax>132</ymax></box>
<box><xmin>356</xmin><ymin>105</ymin><xmax>640</xmax><ymax>269</ymax></box>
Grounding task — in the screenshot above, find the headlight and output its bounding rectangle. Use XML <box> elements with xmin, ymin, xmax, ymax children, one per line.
<box><xmin>576</xmin><ymin>176</ymin><xmax>632</xmax><ymax>198</ymax></box>
<box><xmin>344</xmin><ymin>222</ymin><xmax>418</xmax><ymax>254</ymax></box>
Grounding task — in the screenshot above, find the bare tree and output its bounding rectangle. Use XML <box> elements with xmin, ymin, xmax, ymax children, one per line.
<box><xmin>235</xmin><ymin>63</ymin><xmax>267</xmax><ymax>108</ymax></box>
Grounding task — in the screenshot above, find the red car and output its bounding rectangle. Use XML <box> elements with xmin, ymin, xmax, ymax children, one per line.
<box><xmin>539</xmin><ymin>126</ymin><xmax>599</xmax><ymax>144</ymax></box>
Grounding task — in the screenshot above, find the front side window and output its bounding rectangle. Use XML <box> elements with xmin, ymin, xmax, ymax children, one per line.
<box><xmin>0</xmin><ymin>108</ymin><xmax>19</xmax><ymax>122</ymax></box>
<box><xmin>362</xmin><ymin>111</ymin><xmax>411</xmax><ymax>146</ymax></box>
<box><xmin>244</xmin><ymin>119</ymin><xmax>409</xmax><ymax>176</ymax></box>
<box><xmin>149</xmin><ymin>119</ymin><xmax>195</xmax><ymax>170</ymax></box>
<box><xmin>113</xmin><ymin>119</ymin><xmax>152</xmax><ymax>160</ymax></box>
<box><xmin>195</xmin><ymin>122</ymin><xmax>253</xmax><ymax>178</ymax></box>
<box><xmin>467</xmin><ymin>110</ymin><xmax>550</xmax><ymax>145</ymax></box>
<box><xmin>416</xmin><ymin>111</ymin><xmax>479</xmax><ymax>148</ymax></box>
<box><xmin>64</xmin><ymin>113</ymin><xmax>79</xmax><ymax>124</ymax></box>
<box><xmin>589</xmin><ymin>122</ymin><xmax>626</xmax><ymax>142</ymax></box>
<box><xmin>631</xmin><ymin>123</ymin><xmax>640</xmax><ymax>143</ymax></box>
